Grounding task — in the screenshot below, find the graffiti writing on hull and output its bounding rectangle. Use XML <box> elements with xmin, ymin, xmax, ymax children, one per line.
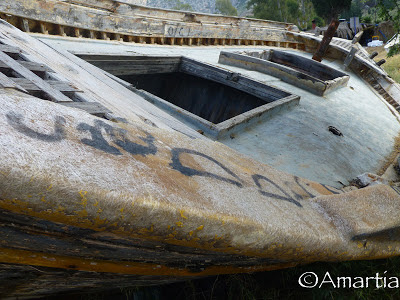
<box><xmin>6</xmin><ymin>112</ymin><xmax>342</xmax><ymax>207</ymax></box>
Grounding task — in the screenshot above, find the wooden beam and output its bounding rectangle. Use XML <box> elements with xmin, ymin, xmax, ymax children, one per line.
<box><xmin>21</xmin><ymin>19</ymin><xmax>29</xmax><ymax>32</ymax></box>
<box><xmin>0</xmin><ymin>71</ymin><xmax>27</xmax><ymax>93</ymax></box>
<box><xmin>0</xmin><ymin>44</ymin><xmax>22</xmax><ymax>59</ymax></box>
<box><xmin>352</xmin><ymin>30</ymin><xmax>363</xmax><ymax>44</ymax></box>
<box><xmin>11</xmin><ymin>78</ymin><xmax>80</xmax><ymax>93</ymax></box>
<box><xmin>0</xmin><ymin>60</ymin><xmax>53</xmax><ymax>73</ymax></box>
<box><xmin>39</xmin><ymin>22</ymin><xmax>48</xmax><ymax>35</ymax></box>
<box><xmin>0</xmin><ymin>50</ymin><xmax>72</xmax><ymax>102</ymax></box>
<box><xmin>101</xmin><ymin>32</ymin><xmax>109</xmax><ymax>40</ymax></box>
<box><xmin>89</xmin><ymin>30</ymin><xmax>96</xmax><ymax>39</ymax></box>
<box><xmin>312</xmin><ymin>19</ymin><xmax>340</xmax><ymax>62</ymax></box>
<box><xmin>58</xmin><ymin>101</ymin><xmax>111</xmax><ymax>115</ymax></box>
<box><xmin>343</xmin><ymin>46</ymin><xmax>358</xmax><ymax>69</ymax></box>
<box><xmin>58</xmin><ymin>25</ymin><xmax>66</xmax><ymax>37</ymax></box>
<box><xmin>74</xmin><ymin>28</ymin><xmax>82</xmax><ymax>38</ymax></box>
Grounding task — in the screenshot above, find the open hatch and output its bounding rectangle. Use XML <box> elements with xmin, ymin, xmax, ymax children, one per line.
<box><xmin>79</xmin><ymin>54</ymin><xmax>300</xmax><ymax>139</ymax></box>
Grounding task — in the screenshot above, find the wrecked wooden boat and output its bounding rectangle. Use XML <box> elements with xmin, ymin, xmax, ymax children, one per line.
<box><xmin>2</xmin><ymin>0</ymin><xmax>400</xmax><ymax>298</ymax></box>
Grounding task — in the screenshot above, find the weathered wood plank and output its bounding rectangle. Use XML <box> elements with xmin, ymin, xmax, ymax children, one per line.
<box><xmin>343</xmin><ymin>46</ymin><xmax>358</xmax><ymax>69</ymax></box>
<box><xmin>83</xmin><ymin>62</ymin><xmax>180</xmax><ymax>75</ymax></box>
<box><xmin>180</xmin><ymin>57</ymin><xmax>289</xmax><ymax>101</ymax></box>
<box><xmin>11</xmin><ymin>78</ymin><xmax>80</xmax><ymax>93</ymax></box>
<box><xmin>66</xmin><ymin>0</ymin><xmax>290</xmax><ymax>29</ymax></box>
<box><xmin>0</xmin><ymin>60</ymin><xmax>53</xmax><ymax>72</ymax></box>
<box><xmin>218</xmin><ymin>51</ymin><xmax>349</xmax><ymax>96</ymax></box>
<box><xmin>58</xmin><ymin>101</ymin><xmax>111</xmax><ymax>115</ymax></box>
<box><xmin>0</xmin><ymin>44</ymin><xmax>22</xmax><ymax>58</ymax></box>
<box><xmin>0</xmin><ymin>0</ymin><xmax>294</xmax><ymax>41</ymax></box>
<box><xmin>77</xmin><ymin>55</ymin><xmax>181</xmax><ymax>62</ymax></box>
<box><xmin>312</xmin><ymin>19</ymin><xmax>340</xmax><ymax>62</ymax></box>
<box><xmin>0</xmin><ymin>71</ymin><xmax>27</xmax><ymax>92</ymax></box>
<box><xmin>0</xmin><ymin>50</ymin><xmax>72</xmax><ymax>102</ymax></box>
<box><xmin>21</xmin><ymin>18</ymin><xmax>29</xmax><ymax>32</ymax></box>
<box><xmin>352</xmin><ymin>30</ymin><xmax>363</xmax><ymax>44</ymax></box>
<box><xmin>0</xmin><ymin>21</ymin><xmax>205</xmax><ymax>139</ymax></box>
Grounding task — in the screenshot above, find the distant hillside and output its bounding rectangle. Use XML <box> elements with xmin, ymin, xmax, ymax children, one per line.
<box><xmin>147</xmin><ymin>0</ymin><xmax>251</xmax><ymax>16</ymax></box>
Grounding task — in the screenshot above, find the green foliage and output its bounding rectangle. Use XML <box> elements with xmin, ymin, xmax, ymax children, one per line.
<box><xmin>247</xmin><ymin>0</ymin><xmax>280</xmax><ymax>22</ymax></box>
<box><xmin>313</xmin><ymin>15</ymin><xmax>325</xmax><ymax>27</ymax></box>
<box><xmin>170</xmin><ymin>0</ymin><xmax>193</xmax><ymax>11</ymax></box>
<box><xmin>287</xmin><ymin>0</ymin><xmax>300</xmax><ymax>19</ymax></box>
<box><xmin>215</xmin><ymin>0</ymin><xmax>238</xmax><ymax>16</ymax></box>
<box><xmin>341</xmin><ymin>0</ymin><xmax>363</xmax><ymax>19</ymax></box>
<box><xmin>362</xmin><ymin>15</ymin><xmax>372</xmax><ymax>23</ymax></box>
<box><xmin>311</xmin><ymin>0</ymin><xmax>352</xmax><ymax>22</ymax></box>
<box><xmin>377</xmin><ymin>0</ymin><xmax>400</xmax><ymax>30</ymax></box>
<box><xmin>247</xmin><ymin>0</ymin><xmax>316</xmax><ymax>29</ymax></box>
<box><xmin>388</xmin><ymin>43</ymin><xmax>400</xmax><ymax>56</ymax></box>
<box><xmin>377</xmin><ymin>0</ymin><xmax>400</xmax><ymax>55</ymax></box>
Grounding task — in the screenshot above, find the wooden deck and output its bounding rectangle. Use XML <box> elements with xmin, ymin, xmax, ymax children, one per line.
<box><xmin>1</xmin><ymin>3</ymin><xmax>400</xmax><ymax>298</ymax></box>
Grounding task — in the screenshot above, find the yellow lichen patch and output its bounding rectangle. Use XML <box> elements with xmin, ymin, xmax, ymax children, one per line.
<box><xmin>138</xmin><ymin>224</ymin><xmax>154</xmax><ymax>234</ymax></box>
<box><xmin>214</xmin><ymin>235</ymin><xmax>223</xmax><ymax>240</ymax></box>
<box><xmin>176</xmin><ymin>221</ymin><xmax>184</xmax><ymax>228</ymax></box>
<box><xmin>74</xmin><ymin>209</ymin><xmax>88</xmax><ymax>218</ymax></box>
<box><xmin>180</xmin><ymin>210</ymin><xmax>187</xmax><ymax>219</ymax></box>
<box><xmin>79</xmin><ymin>190</ymin><xmax>88</xmax><ymax>207</ymax></box>
<box><xmin>0</xmin><ymin>193</ymin><xmax>362</xmax><ymax>261</ymax></box>
<box><xmin>93</xmin><ymin>215</ymin><xmax>107</xmax><ymax>227</ymax></box>
<box><xmin>308</xmin><ymin>182</ymin><xmax>337</xmax><ymax>196</ymax></box>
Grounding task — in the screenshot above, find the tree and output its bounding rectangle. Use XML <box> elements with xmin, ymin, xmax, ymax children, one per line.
<box><xmin>169</xmin><ymin>0</ymin><xmax>193</xmax><ymax>11</ymax></box>
<box><xmin>247</xmin><ymin>0</ymin><xmax>317</xmax><ymax>29</ymax></box>
<box><xmin>311</xmin><ymin>0</ymin><xmax>352</xmax><ymax>22</ymax></box>
<box><xmin>247</xmin><ymin>0</ymin><xmax>303</xmax><ymax>24</ymax></box>
<box><xmin>341</xmin><ymin>0</ymin><xmax>363</xmax><ymax>19</ymax></box>
<box><xmin>377</xmin><ymin>0</ymin><xmax>400</xmax><ymax>55</ymax></box>
<box><xmin>215</xmin><ymin>0</ymin><xmax>238</xmax><ymax>16</ymax></box>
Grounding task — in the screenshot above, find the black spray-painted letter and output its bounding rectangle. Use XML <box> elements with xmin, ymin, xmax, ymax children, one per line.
<box><xmin>170</xmin><ymin>148</ymin><xmax>243</xmax><ymax>187</ymax></box>
<box><xmin>6</xmin><ymin>112</ymin><xmax>66</xmax><ymax>142</ymax></box>
<box><xmin>77</xmin><ymin>120</ymin><xmax>122</xmax><ymax>155</ymax></box>
<box><xmin>112</xmin><ymin>128</ymin><xmax>157</xmax><ymax>157</ymax></box>
<box><xmin>252</xmin><ymin>174</ymin><xmax>302</xmax><ymax>207</ymax></box>
<box><xmin>77</xmin><ymin>120</ymin><xmax>158</xmax><ymax>157</ymax></box>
